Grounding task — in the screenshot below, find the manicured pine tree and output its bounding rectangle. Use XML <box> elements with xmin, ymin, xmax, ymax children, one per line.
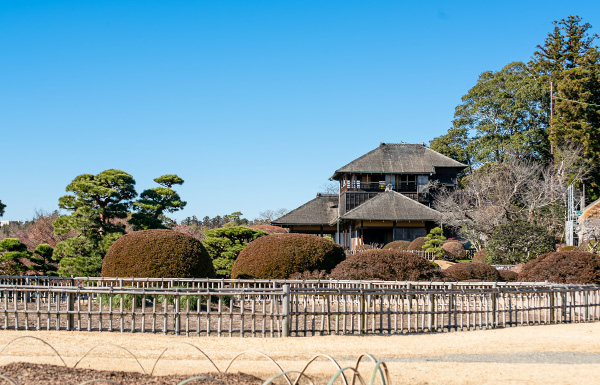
<box><xmin>423</xmin><ymin>227</ymin><xmax>447</xmax><ymax>259</ymax></box>
<box><xmin>129</xmin><ymin>174</ymin><xmax>186</xmax><ymax>230</ymax></box>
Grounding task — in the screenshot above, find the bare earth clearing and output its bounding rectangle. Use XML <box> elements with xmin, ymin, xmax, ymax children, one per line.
<box><xmin>0</xmin><ymin>323</ymin><xmax>599</xmax><ymax>384</ymax></box>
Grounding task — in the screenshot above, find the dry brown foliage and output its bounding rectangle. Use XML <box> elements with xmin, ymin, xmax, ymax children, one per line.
<box><xmin>443</xmin><ymin>262</ymin><xmax>501</xmax><ymax>281</ymax></box>
<box><xmin>101</xmin><ymin>230</ymin><xmax>215</xmax><ymax>278</ymax></box>
<box><xmin>407</xmin><ymin>237</ymin><xmax>426</xmax><ymax>251</ymax></box>
<box><xmin>473</xmin><ymin>249</ymin><xmax>487</xmax><ymax>264</ymax></box>
<box><xmin>231</xmin><ymin>233</ymin><xmax>345</xmax><ymax>279</ymax></box>
<box><xmin>329</xmin><ymin>249</ymin><xmax>436</xmax><ymax>281</ymax></box>
<box><xmin>248</xmin><ymin>225</ymin><xmax>288</xmax><ymax>234</ymax></box>
<box><xmin>518</xmin><ymin>251</ymin><xmax>600</xmax><ymax>284</ymax></box>
<box><xmin>382</xmin><ymin>240</ymin><xmax>411</xmax><ymax>250</ymax></box>
<box><xmin>442</xmin><ymin>241</ymin><xmax>466</xmax><ymax>260</ymax></box>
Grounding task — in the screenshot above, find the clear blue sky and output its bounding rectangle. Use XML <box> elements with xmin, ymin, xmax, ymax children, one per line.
<box><xmin>2</xmin><ymin>0</ymin><xmax>599</xmax><ymax>222</ymax></box>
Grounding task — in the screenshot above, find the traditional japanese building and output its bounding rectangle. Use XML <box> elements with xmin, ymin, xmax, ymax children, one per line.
<box><xmin>273</xmin><ymin>142</ymin><xmax>467</xmax><ymax>249</ymax></box>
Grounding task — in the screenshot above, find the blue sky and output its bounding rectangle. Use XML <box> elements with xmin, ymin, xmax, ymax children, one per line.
<box><xmin>2</xmin><ymin>0</ymin><xmax>599</xmax><ymax>222</ymax></box>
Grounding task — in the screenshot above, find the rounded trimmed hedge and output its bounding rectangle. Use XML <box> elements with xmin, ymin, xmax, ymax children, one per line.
<box><xmin>499</xmin><ymin>270</ymin><xmax>518</xmax><ymax>282</ymax></box>
<box><xmin>443</xmin><ymin>262</ymin><xmax>501</xmax><ymax>281</ymax></box>
<box><xmin>329</xmin><ymin>249</ymin><xmax>436</xmax><ymax>281</ymax></box>
<box><xmin>231</xmin><ymin>233</ymin><xmax>345</xmax><ymax>279</ymax></box>
<box><xmin>407</xmin><ymin>237</ymin><xmax>426</xmax><ymax>251</ymax></box>
<box><xmin>518</xmin><ymin>251</ymin><xmax>600</xmax><ymax>284</ymax></box>
<box><xmin>382</xmin><ymin>240</ymin><xmax>411</xmax><ymax>250</ymax></box>
<box><xmin>442</xmin><ymin>241</ymin><xmax>466</xmax><ymax>260</ymax></box>
<box><xmin>101</xmin><ymin>229</ymin><xmax>215</xmax><ymax>278</ymax></box>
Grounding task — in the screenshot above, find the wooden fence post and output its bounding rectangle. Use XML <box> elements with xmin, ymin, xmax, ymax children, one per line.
<box><xmin>427</xmin><ymin>293</ymin><xmax>434</xmax><ymax>332</ymax></box>
<box><xmin>282</xmin><ymin>284</ymin><xmax>290</xmax><ymax>337</ymax></box>
<box><xmin>448</xmin><ymin>283</ymin><xmax>454</xmax><ymax>331</ymax></box>
<box><xmin>492</xmin><ymin>282</ymin><xmax>497</xmax><ymax>328</ymax></box>
<box><xmin>67</xmin><ymin>279</ymin><xmax>75</xmax><ymax>330</ymax></box>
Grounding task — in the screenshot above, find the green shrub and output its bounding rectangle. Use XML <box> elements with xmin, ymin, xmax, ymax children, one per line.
<box><xmin>518</xmin><ymin>251</ymin><xmax>600</xmax><ymax>284</ymax></box>
<box><xmin>101</xmin><ymin>229</ymin><xmax>215</xmax><ymax>278</ymax></box>
<box><xmin>472</xmin><ymin>249</ymin><xmax>486</xmax><ymax>264</ymax></box>
<box><xmin>382</xmin><ymin>240</ymin><xmax>411</xmax><ymax>250</ymax></box>
<box><xmin>0</xmin><ymin>238</ymin><xmax>30</xmax><ymax>275</ymax></box>
<box><xmin>231</xmin><ymin>233</ymin><xmax>345</xmax><ymax>279</ymax></box>
<box><xmin>558</xmin><ymin>245</ymin><xmax>577</xmax><ymax>252</ymax></box>
<box><xmin>486</xmin><ymin>221</ymin><xmax>555</xmax><ymax>264</ymax></box>
<box><xmin>329</xmin><ymin>250</ymin><xmax>436</xmax><ymax>281</ymax></box>
<box><xmin>423</xmin><ymin>227</ymin><xmax>446</xmax><ymax>258</ymax></box>
<box><xmin>443</xmin><ymin>262</ymin><xmax>501</xmax><ymax>281</ymax></box>
<box><xmin>203</xmin><ymin>226</ymin><xmax>267</xmax><ymax>278</ymax></box>
<box><xmin>442</xmin><ymin>241</ymin><xmax>466</xmax><ymax>261</ymax></box>
<box><xmin>407</xmin><ymin>237</ymin><xmax>426</xmax><ymax>251</ymax></box>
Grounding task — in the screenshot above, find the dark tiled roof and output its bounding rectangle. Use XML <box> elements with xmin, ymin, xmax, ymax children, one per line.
<box><xmin>340</xmin><ymin>191</ymin><xmax>441</xmax><ymax>221</ymax></box>
<box><xmin>331</xmin><ymin>143</ymin><xmax>467</xmax><ymax>179</ymax></box>
<box><xmin>272</xmin><ymin>194</ymin><xmax>338</xmax><ymax>226</ymax></box>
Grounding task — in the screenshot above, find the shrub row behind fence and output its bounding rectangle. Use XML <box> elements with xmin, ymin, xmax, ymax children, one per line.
<box><xmin>0</xmin><ymin>281</ymin><xmax>599</xmax><ymax>337</ymax></box>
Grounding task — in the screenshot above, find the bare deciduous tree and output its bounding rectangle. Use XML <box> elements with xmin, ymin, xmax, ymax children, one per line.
<box><xmin>257</xmin><ymin>208</ymin><xmax>288</xmax><ymax>223</ymax></box>
<box><xmin>432</xmin><ymin>147</ymin><xmax>589</xmax><ymax>249</ymax></box>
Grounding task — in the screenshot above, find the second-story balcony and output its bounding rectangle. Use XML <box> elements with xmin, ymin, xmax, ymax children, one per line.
<box><xmin>342</xmin><ymin>181</ymin><xmax>420</xmax><ymax>193</ymax></box>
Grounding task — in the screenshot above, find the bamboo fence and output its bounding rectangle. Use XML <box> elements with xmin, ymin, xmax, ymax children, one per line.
<box><xmin>0</xmin><ymin>277</ymin><xmax>598</xmax><ymax>337</ymax></box>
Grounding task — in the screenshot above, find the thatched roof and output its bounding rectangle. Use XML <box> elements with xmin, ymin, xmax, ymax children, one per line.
<box><xmin>340</xmin><ymin>190</ymin><xmax>441</xmax><ymax>222</ymax></box>
<box><xmin>331</xmin><ymin>143</ymin><xmax>466</xmax><ymax>179</ymax></box>
<box><xmin>272</xmin><ymin>194</ymin><xmax>338</xmax><ymax>226</ymax></box>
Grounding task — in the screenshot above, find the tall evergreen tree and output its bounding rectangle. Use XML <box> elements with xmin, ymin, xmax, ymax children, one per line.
<box><xmin>530</xmin><ymin>15</ymin><xmax>600</xmax><ymax>198</ymax></box>
<box><xmin>431</xmin><ymin>62</ymin><xmax>548</xmax><ymax>167</ymax></box>
<box><xmin>0</xmin><ymin>199</ymin><xmax>5</xmax><ymax>217</ymax></box>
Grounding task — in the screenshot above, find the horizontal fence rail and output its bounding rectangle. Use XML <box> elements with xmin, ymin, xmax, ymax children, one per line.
<box><xmin>0</xmin><ymin>276</ymin><xmax>563</xmax><ymax>290</ymax></box>
<box><xmin>0</xmin><ymin>277</ymin><xmax>599</xmax><ymax>337</ymax></box>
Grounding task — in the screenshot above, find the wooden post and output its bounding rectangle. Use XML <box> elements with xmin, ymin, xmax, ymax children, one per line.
<box><xmin>282</xmin><ymin>284</ymin><xmax>291</xmax><ymax>337</ymax></box>
<box><xmin>174</xmin><ymin>290</ymin><xmax>180</xmax><ymax>335</ymax></box>
<box><xmin>67</xmin><ymin>279</ymin><xmax>75</xmax><ymax>330</ymax></box>
<box><xmin>66</xmin><ymin>291</ymin><xmax>74</xmax><ymax>331</ymax></box>
<box><xmin>492</xmin><ymin>282</ymin><xmax>497</xmax><ymax>328</ymax></box>
<box><xmin>359</xmin><ymin>289</ymin><xmax>366</xmax><ymax>334</ymax></box>
<box><xmin>448</xmin><ymin>283</ymin><xmax>454</xmax><ymax>331</ymax></box>
<box><xmin>427</xmin><ymin>293</ymin><xmax>434</xmax><ymax>332</ymax></box>
<box><xmin>550</xmin><ymin>291</ymin><xmax>556</xmax><ymax>323</ymax></box>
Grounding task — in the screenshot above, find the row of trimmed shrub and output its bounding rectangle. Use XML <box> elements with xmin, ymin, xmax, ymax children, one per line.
<box><xmin>101</xmin><ymin>230</ymin><xmax>600</xmax><ymax>284</ymax></box>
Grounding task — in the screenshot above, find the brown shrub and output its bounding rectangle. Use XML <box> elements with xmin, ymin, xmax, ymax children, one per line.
<box><xmin>355</xmin><ymin>244</ymin><xmax>375</xmax><ymax>252</ymax></box>
<box><xmin>442</xmin><ymin>241</ymin><xmax>466</xmax><ymax>260</ymax></box>
<box><xmin>443</xmin><ymin>262</ymin><xmax>501</xmax><ymax>282</ymax></box>
<box><xmin>288</xmin><ymin>270</ymin><xmax>329</xmax><ymax>280</ymax></box>
<box><xmin>518</xmin><ymin>251</ymin><xmax>600</xmax><ymax>284</ymax></box>
<box><xmin>329</xmin><ymin>250</ymin><xmax>436</xmax><ymax>281</ymax></box>
<box><xmin>473</xmin><ymin>250</ymin><xmax>486</xmax><ymax>264</ymax></box>
<box><xmin>382</xmin><ymin>240</ymin><xmax>411</xmax><ymax>250</ymax></box>
<box><xmin>231</xmin><ymin>233</ymin><xmax>345</xmax><ymax>279</ymax></box>
<box><xmin>499</xmin><ymin>270</ymin><xmax>518</xmax><ymax>282</ymax></box>
<box><xmin>248</xmin><ymin>225</ymin><xmax>288</xmax><ymax>234</ymax></box>
<box><xmin>101</xmin><ymin>230</ymin><xmax>215</xmax><ymax>278</ymax></box>
<box><xmin>407</xmin><ymin>237</ymin><xmax>426</xmax><ymax>251</ymax></box>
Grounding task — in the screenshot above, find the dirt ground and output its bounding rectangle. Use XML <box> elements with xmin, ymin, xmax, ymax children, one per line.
<box><xmin>0</xmin><ymin>322</ymin><xmax>599</xmax><ymax>384</ymax></box>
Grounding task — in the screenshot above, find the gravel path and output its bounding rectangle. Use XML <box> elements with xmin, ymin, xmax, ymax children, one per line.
<box><xmin>379</xmin><ymin>352</ymin><xmax>600</xmax><ymax>364</ymax></box>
